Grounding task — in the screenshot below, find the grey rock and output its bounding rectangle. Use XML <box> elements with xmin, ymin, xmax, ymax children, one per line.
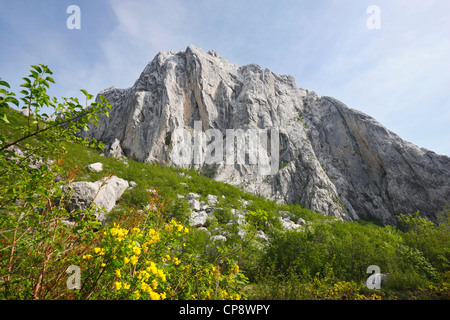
<box><xmin>280</xmin><ymin>217</ymin><xmax>303</xmax><ymax>230</ymax></box>
<box><xmin>18</xmin><ymin>108</ymin><xmax>31</xmax><ymax>116</ymax></box>
<box><xmin>65</xmin><ymin>175</ymin><xmax>129</xmax><ymax>222</ymax></box>
<box><xmin>206</xmin><ymin>194</ymin><xmax>218</xmax><ymax>206</ymax></box>
<box><xmin>189</xmin><ymin>199</ymin><xmax>201</xmax><ymax>211</ymax></box>
<box><xmin>129</xmin><ymin>181</ymin><xmax>138</xmax><ymax>188</ymax></box>
<box><xmin>304</xmin><ymin>96</ymin><xmax>450</xmax><ymax>224</ymax></box>
<box><xmin>189</xmin><ymin>210</ymin><xmax>208</xmax><ymax>227</ymax></box>
<box><xmin>210</xmin><ymin>235</ymin><xmax>227</xmax><ymax>242</ymax></box>
<box><xmin>106</xmin><ymin>138</ymin><xmax>125</xmax><ymax>158</ymax></box>
<box><xmin>86</xmin><ymin>162</ymin><xmax>103</xmax><ymax>172</ymax></box>
<box><xmin>82</xmin><ymin>45</ymin><xmax>450</xmax><ymax>225</ymax></box>
<box><xmin>234</xmin><ymin>213</ymin><xmax>246</xmax><ymax>225</ymax></box>
<box><xmin>186</xmin><ymin>192</ymin><xmax>200</xmax><ymax>200</ymax></box>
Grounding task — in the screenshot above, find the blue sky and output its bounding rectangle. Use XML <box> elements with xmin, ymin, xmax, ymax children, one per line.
<box><xmin>1</xmin><ymin>0</ymin><xmax>449</xmax><ymax>155</ymax></box>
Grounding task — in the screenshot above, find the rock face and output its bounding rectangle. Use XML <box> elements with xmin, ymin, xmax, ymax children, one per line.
<box><xmin>82</xmin><ymin>45</ymin><xmax>450</xmax><ymax>225</ymax></box>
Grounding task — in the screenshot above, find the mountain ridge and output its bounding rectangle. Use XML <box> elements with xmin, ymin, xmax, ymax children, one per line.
<box><xmin>82</xmin><ymin>45</ymin><xmax>450</xmax><ymax>225</ymax></box>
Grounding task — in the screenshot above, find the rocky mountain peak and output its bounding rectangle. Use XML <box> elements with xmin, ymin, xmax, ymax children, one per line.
<box><xmin>82</xmin><ymin>45</ymin><xmax>450</xmax><ymax>225</ymax></box>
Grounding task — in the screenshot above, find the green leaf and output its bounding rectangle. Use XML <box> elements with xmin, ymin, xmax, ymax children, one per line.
<box><xmin>0</xmin><ymin>80</ymin><xmax>10</xmax><ymax>88</ymax></box>
<box><xmin>0</xmin><ymin>112</ymin><xmax>10</xmax><ymax>123</ymax></box>
<box><xmin>31</xmin><ymin>65</ymin><xmax>43</xmax><ymax>73</ymax></box>
<box><xmin>5</xmin><ymin>96</ymin><xmax>19</xmax><ymax>106</ymax></box>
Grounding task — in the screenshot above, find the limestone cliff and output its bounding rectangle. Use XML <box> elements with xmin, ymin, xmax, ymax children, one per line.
<box><xmin>82</xmin><ymin>45</ymin><xmax>450</xmax><ymax>224</ymax></box>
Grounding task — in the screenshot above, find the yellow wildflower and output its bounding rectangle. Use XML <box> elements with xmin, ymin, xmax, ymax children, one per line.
<box><xmin>149</xmin><ymin>290</ymin><xmax>161</xmax><ymax>300</ymax></box>
<box><xmin>94</xmin><ymin>247</ymin><xmax>105</xmax><ymax>255</ymax></box>
<box><xmin>115</xmin><ymin>269</ymin><xmax>121</xmax><ymax>278</ymax></box>
<box><xmin>124</xmin><ymin>257</ymin><xmax>130</xmax><ymax>265</ymax></box>
<box><xmin>133</xmin><ymin>246</ymin><xmax>142</xmax><ymax>256</ymax></box>
<box><xmin>137</xmin><ymin>270</ymin><xmax>150</xmax><ymax>282</ymax></box>
<box><xmin>115</xmin><ymin>281</ymin><xmax>122</xmax><ymax>290</ymax></box>
<box><xmin>123</xmin><ymin>283</ymin><xmax>131</xmax><ymax>290</ymax></box>
<box><xmin>82</xmin><ymin>254</ymin><xmax>93</xmax><ymax>260</ymax></box>
<box><xmin>130</xmin><ymin>255</ymin><xmax>139</xmax><ymax>265</ymax></box>
<box><xmin>157</xmin><ymin>269</ymin><xmax>166</xmax><ymax>282</ymax></box>
<box><xmin>230</xmin><ymin>264</ymin><xmax>239</xmax><ymax>274</ymax></box>
<box><xmin>132</xmin><ymin>227</ymin><xmax>141</xmax><ymax>233</ymax></box>
<box><xmin>147</xmin><ymin>261</ymin><xmax>158</xmax><ymax>274</ymax></box>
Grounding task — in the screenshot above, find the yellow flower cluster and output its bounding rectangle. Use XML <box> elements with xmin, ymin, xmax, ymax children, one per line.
<box><xmin>307</xmin><ymin>279</ymin><xmax>370</xmax><ymax>300</ymax></box>
<box><xmin>115</xmin><ymin>281</ymin><xmax>131</xmax><ymax>290</ymax></box>
<box><xmin>107</xmin><ymin>224</ymin><xmax>129</xmax><ymax>242</ymax></box>
<box><xmin>94</xmin><ymin>247</ymin><xmax>105</xmax><ymax>255</ymax></box>
<box><xmin>85</xmin><ymin>215</ymin><xmax>231</xmax><ymax>300</ymax></box>
<box><xmin>165</xmin><ymin>220</ymin><xmax>189</xmax><ymax>234</ymax></box>
<box><xmin>218</xmin><ymin>289</ymin><xmax>241</xmax><ymax>300</ymax></box>
<box><xmin>129</xmin><ymin>261</ymin><xmax>167</xmax><ymax>300</ymax></box>
<box><xmin>141</xmin><ymin>228</ymin><xmax>160</xmax><ymax>252</ymax></box>
<box><xmin>176</xmin><ymin>262</ymin><xmax>245</xmax><ymax>300</ymax></box>
<box><xmin>145</xmin><ymin>261</ymin><xmax>167</xmax><ymax>282</ymax></box>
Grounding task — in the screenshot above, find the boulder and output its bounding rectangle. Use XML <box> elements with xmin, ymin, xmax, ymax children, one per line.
<box><xmin>280</xmin><ymin>217</ymin><xmax>302</xmax><ymax>230</ymax></box>
<box><xmin>186</xmin><ymin>192</ymin><xmax>200</xmax><ymax>200</ymax></box>
<box><xmin>65</xmin><ymin>175</ymin><xmax>129</xmax><ymax>222</ymax></box>
<box><xmin>86</xmin><ymin>162</ymin><xmax>103</xmax><ymax>172</ymax></box>
<box><xmin>129</xmin><ymin>181</ymin><xmax>138</xmax><ymax>188</ymax></box>
<box><xmin>189</xmin><ymin>199</ymin><xmax>201</xmax><ymax>211</ymax></box>
<box><xmin>189</xmin><ymin>211</ymin><xmax>208</xmax><ymax>227</ymax></box>
<box><xmin>206</xmin><ymin>194</ymin><xmax>218</xmax><ymax>206</ymax></box>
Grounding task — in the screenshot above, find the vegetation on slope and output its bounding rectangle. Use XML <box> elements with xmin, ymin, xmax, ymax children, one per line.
<box><xmin>0</xmin><ymin>66</ymin><xmax>448</xmax><ymax>300</ymax></box>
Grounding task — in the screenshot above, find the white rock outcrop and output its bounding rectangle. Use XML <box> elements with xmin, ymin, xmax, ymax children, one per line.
<box><xmin>65</xmin><ymin>175</ymin><xmax>129</xmax><ymax>222</ymax></box>
<box><xmin>86</xmin><ymin>162</ymin><xmax>103</xmax><ymax>172</ymax></box>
